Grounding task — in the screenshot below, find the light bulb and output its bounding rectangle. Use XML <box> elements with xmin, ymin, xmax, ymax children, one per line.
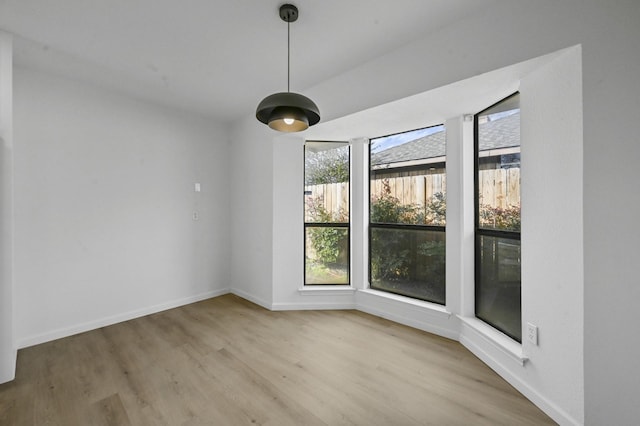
<box><xmin>284</xmin><ymin>118</ymin><xmax>295</xmax><ymax>125</ymax></box>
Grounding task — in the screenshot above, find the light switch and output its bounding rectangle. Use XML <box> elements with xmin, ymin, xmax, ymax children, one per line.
<box><xmin>194</xmin><ymin>183</ymin><xmax>201</xmax><ymax>192</ymax></box>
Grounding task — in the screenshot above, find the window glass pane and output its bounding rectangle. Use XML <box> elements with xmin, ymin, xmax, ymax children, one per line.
<box><xmin>305</xmin><ymin>226</ymin><xmax>349</xmax><ymax>285</ymax></box>
<box><xmin>476</xmin><ymin>235</ymin><xmax>521</xmax><ymax>341</ymax></box>
<box><xmin>475</xmin><ymin>93</ymin><xmax>521</xmax><ymax>342</ymax></box>
<box><xmin>305</xmin><ymin>142</ymin><xmax>349</xmax><ymax>223</ymax></box>
<box><xmin>370</xmin><ymin>125</ymin><xmax>446</xmax><ymax>226</ymax></box>
<box><xmin>370</xmin><ymin>227</ymin><xmax>445</xmax><ymax>304</ymax></box>
<box><xmin>477</xmin><ymin>95</ymin><xmax>520</xmax><ymax>232</ymax></box>
<box><xmin>304</xmin><ymin>141</ymin><xmax>349</xmax><ymax>286</ymax></box>
<box><xmin>369</xmin><ymin>124</ymin><xmax>446</xmax><ymax>304</ymax></box>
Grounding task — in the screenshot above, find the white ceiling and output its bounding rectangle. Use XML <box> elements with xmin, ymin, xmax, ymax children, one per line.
<box><xmin>0</xmin><ymin>0</ymin><xmax>499</xmax><ymax>123</ymax></box>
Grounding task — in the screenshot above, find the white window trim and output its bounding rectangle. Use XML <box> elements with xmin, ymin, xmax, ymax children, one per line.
<box><xmin>298</xmin><ymin>285</ymin><xmax>356</xmax><ymax>296</ymax></box>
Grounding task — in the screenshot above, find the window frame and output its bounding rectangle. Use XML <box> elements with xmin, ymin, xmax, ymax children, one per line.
<box><xmin>473</xmin><ymin>92</ymin><xmax>522</xmax><ymax>342</ymax></box>
<box><xmin>368</xmin><ymin>124</ymin><xmax>447</xmax><ymax>305</ymax></box>
<box><xmin>303</xmin><ymin>141</ymin><xmax>351</xmax><ymax>286</ymax></box>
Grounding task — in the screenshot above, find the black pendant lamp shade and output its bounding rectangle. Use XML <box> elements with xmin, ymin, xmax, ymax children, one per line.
<box><xmin>256</xmin><ymin>92</ymin><xmax>320</xmax><ymax>132</ymax></box>
<box><xmin>256</xmin><ymin>4</ymin><xmax>320</xmax><ymax>132</ymax></box>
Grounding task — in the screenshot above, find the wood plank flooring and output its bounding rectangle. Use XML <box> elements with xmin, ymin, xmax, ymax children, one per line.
<box><xmin>0</xmin><ymin>294</ymin><xmax>556</xmax><ymax>425</ymax></box>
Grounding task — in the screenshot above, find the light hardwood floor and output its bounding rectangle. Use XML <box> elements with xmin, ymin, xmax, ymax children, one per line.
<box><xmin>0</xmin><ymin>294</ymin><xmax>556</xmax><ymax>425</ymax></box>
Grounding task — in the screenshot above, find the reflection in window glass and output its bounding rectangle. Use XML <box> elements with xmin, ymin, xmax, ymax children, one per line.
<box><xmin>476</xmin><ymin>235</ymin><xmax>521</xmax><ymax>341</ymax></box>
<box><xmin>304</xmin><ymin>142</ymin><xmax>350</xmax><ymax>285</ymax></box>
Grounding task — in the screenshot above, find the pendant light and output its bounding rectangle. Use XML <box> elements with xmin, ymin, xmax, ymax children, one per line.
<box><xmin>256</xmin><ymin>4</ymin><xmax>320</xmax><ymax>132</ymax></box>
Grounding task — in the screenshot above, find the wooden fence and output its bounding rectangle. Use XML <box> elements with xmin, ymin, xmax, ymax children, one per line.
<box><xmin>370</xmin><ymin>174</ymin><xmax>446</xmax><ymax>208</ymax></box>
<box><xmin>478</xmin><ymin>168</ymin><xmax>520</xmax><ymax>208</ymax></box>
<box><xmin>305</xmin><ymin>169</ymin><xmax>520</xmax><ymax>219</ymax></box>
<box><xmin>304</xmin><ymin>182</ymin><xmax>349</xmax><ymax>221</ymax></box>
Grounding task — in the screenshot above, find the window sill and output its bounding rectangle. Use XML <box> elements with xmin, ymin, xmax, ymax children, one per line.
<box><xmin>457</xmin><ymin>315</ymin><xmax>528</xmax><ymax>366</ymax></box>
<box><xmin>298</xmin><ymin>286</ymin><xmax>356</xmax><ymax>296</ymax></box>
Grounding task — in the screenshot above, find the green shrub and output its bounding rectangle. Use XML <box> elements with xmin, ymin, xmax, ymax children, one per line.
<box><xmin>305</xmin><ymin>196</ymin><xmax>348</xmax><ymax>265</ymax></box>
<box><xmin>479</xmin><ymin>204</ymin><xmax>521</xmax><ymax>231</ymax></box>
<box><xmin>370</xmin><ymin>181</ymin><xmax>446</xmax><ymax>282</ymax></box>
<box><xmin>425</xmin><ymin>192</ymin><xmax>446</xmax><ymax>226</ymax></box>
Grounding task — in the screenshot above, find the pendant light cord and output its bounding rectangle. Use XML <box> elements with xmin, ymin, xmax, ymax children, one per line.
<box><xmin>287</xmin><ymin>19</ymin><xmax>290</xmax><ymax>92</ymax></box>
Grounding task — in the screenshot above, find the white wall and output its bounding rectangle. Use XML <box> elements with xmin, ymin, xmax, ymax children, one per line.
<box><xmin>521</xmin><ymin>47</ymin><xmax>584</xmax><ymax>422</ymax></box>
<box><xmin>580</xmin><ymin>4</ymin><xmax>640</xmax><ymax>426</ymax></box>
<box><xmin>272</xmin><ymin>136</ymin><xmax>305</xmax><ymax>307</ymax></box>
<box><xmin>230</xmin><ymin>1</ymin><xmax>640</xmax><ymax>424</ymax></box>
<box><xmin>0</xmin><ymin>31</ymin><xmax>15</xmax><ymax>383</ymax></box>
<box><xmin>13</xmin><ymin>67</ymin><xmax>231</xmax><ymax>347</ymax></box>
<box><xmin>228</xmin><ymin>117</ymin><xmax>274</xmax><ymax>308</ymax></box>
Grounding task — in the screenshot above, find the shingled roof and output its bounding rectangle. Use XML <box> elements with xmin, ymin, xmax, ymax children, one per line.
<box><xmin>371</xmin><ymin>111</ymin><xmax>520</xmax><ymax>167</ymax></box>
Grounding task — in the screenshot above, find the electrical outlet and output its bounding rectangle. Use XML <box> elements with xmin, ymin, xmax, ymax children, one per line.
<box><xmin>527</xmin><ymin>322</ymin><xmax>538</xmax><ymax>346</ymax></box>
<box><xmin>193</xmin><ymin>212</ymin><xmax>199</xmax><ymax>221</ymax></box>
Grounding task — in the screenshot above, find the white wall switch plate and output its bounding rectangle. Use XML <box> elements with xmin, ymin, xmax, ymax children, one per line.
<box><xmin>527</xmin><ymin>322</ymin><xmax>538</xmax><ymax>346</ymax></box>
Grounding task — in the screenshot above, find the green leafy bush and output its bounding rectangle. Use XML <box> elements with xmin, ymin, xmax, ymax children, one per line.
<box><xmin>305</xmin><ymin>196</ymin><xmax>348</xmax><ymax>265</ymax></box>
<box><xmin>370</xmin><ymin>180</ymin><xmax>446</xmax><ymax>283</ymax></box>
<box><xmin>479</xmin><ymin>204</ymin><xmax>521</xmax><ymax>231</ymax></box>
<box><xmin>370</xmin><ymin>179</ymin><xmax>446</xmax><ymax>226</ymax></box>
<box><xmin>425</xmin><ymin>191</ymin><xmax>446</xmax><ymax>226</ymax></box>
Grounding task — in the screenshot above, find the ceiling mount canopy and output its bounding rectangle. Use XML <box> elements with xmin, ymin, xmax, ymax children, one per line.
<box><xmin>256</xmin><ymin>4</ymin><xmax>320</xmax><ymax>132</ymax></box>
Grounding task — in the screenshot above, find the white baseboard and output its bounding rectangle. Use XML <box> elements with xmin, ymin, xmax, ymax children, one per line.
<box><xmin>356</xmin><ymin>302</ymin><xmax>458</xmax><ymax>341</ymax></box>
<box><xmin>229</xmin><ymin>288</ymin><xmax>272</xmax><ymax>310</ymax></box>
<box><xmin>271</xmin><ymin>301</ymin><xmax>357</xmax><ymax>311</ymax></box>
<box><xmin>17</xmin><ymin>288</ymin><xmax>230</xmax><ymax>349</ymax></box>
<box><xmin>355</xmin><ymin>289</ymin><xmax>458</xmax><ymax>341</ymax></box>
<box><xmin>460</xmin><ymin>333</ymin><xmax>581</xmax><ymax>426</ymax></box>
<box><xmin>0</xmin><ymin>348</ymin><xmax>16</xmax><ymax>384</ymax></box>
